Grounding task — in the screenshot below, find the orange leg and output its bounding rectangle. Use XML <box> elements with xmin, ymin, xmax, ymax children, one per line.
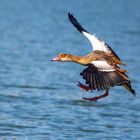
<box><xmin>83</xmin><ymin>90</ymin><xmax>109</xmax><ymax>101</ymax></box>
<box><xmin>77</xmin><ymin>82</ymin><xmax>93</xmax><ymax>92</ymax></box>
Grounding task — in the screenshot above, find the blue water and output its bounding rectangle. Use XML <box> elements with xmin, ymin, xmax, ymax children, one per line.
<box><xmin>0</xmin><ymin>0</ymin><xmax>140</xmax><ymax>139</ymax></box>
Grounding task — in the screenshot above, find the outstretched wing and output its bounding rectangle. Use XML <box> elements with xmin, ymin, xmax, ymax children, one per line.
<box><xmin>80</xmin><ymin>61</ymin><xmax>129</xmax><ymax>91</ymax></box>
<box><xmin>68</xmin><ymin>13</ymin><xmax>121</xmax><ymax>61</ymax></box>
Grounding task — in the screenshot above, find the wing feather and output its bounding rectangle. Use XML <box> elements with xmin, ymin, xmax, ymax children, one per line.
<box><xmin>68</xmin><ymin>13</ymin><xmax>119</xmax><ymax>55</ymax></box>
<box><xmin>80</xmin><ymin>62</ymin><xmax>129</xmax><ymax>91</ymax></box>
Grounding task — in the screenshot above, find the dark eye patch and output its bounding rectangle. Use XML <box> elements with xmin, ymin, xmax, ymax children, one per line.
<box><xmin>61</xmin><ymin>54</ymin><xmax>66</xmax><ymax>58</ymax></box>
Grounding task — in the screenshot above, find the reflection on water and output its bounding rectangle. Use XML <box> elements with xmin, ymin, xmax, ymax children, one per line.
<box><xmin>0</xmin><ymin>0</ymin><xmax>140</xmax><ymax>140</ymax></box>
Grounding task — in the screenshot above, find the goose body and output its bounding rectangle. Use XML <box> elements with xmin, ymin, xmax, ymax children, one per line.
<box><xmin>52</xmin><ymin>13</ymin><xmax>135</xmax><ymax>101</ymax></box>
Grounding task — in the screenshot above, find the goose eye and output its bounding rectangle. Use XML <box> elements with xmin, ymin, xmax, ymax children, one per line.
<box><xmin>61</xmin><ymin>54</ymin><xmax>66</xmax><ymax>58</ymax></box>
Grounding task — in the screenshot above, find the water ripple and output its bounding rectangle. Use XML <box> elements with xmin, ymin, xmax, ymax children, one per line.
<box><xmin>0</xmin><ymin>0</ymin><xmax>140</xmax><ymax>139</ymax></box>
<box><xmin>1</xmin><ymin>84</ymin><xmax>57</xmax><ymax>90</ymax></box>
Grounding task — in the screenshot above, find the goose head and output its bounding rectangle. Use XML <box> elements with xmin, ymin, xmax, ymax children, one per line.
<box><xmin>52</xmin><ymin>54</ymin><xmax>73</xmax><ymax>62</ymax></box>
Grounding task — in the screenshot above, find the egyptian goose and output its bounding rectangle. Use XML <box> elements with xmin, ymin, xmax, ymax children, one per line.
<box><xmin>52</xmin><ymin>13</ymin><xmax>136</xmax><ymax>101</ymax></box>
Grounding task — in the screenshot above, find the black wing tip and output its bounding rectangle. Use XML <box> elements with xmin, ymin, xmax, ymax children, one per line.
<box><xmin>68</xmin><ymin>12</ymin><xmax>78</xmax><ymax>25</ymax></box>
<box><xmin>68</xmin><ymin>12</ymin><xmax>74</xmax><ymax>21</ymax></box>
<box><xmin>68</xmin><ymin>12</ymin><xmax>75</xmax><ymax>19</ymax></box>
<box><xmin>68</xmin><ymin>12</ymin><xmax>72</xmax><ymax>18</ymax></box>
<box><xmin>68</xmin><ymin>12</ymin><xmax>88</xmax><ymax>33</ymax></box>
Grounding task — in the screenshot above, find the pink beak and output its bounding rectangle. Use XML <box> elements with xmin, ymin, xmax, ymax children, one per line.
<box><xmin>51</xmin><ymin>56</ymin><xmax>60</xmax><ymax>61</ymax></box>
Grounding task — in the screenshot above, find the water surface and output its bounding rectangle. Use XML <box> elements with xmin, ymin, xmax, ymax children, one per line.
<box><xmin>0</xmin><ymin>0</ymin><xmax>140</xmax><ymax>139</ymax></box>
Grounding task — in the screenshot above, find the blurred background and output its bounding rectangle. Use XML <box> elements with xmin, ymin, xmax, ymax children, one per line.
<box><xmin>0</xmin><ymin>0</ymin><xmax>140</xmax><ymax>139</ymax></box>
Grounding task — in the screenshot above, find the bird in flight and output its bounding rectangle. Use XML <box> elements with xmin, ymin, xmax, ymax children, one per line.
<box><xmin>52</xmin><ymin>13</ymin><xmax>135</xmax><ymax>101</ymax></box>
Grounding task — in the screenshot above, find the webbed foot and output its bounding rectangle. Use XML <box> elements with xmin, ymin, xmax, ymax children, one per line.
<box><xmin>83</xmin><ymin>90</ymin><xmax>109</xmax><ymax>101</ymax></box>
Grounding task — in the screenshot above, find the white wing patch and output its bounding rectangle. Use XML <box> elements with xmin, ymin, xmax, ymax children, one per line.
<box><xmin>90</xmin><ymin>61</ymin><xmax>115</xmax><ymax>72</ymax></box>
<box><xmin>82</xmin><ymin>31</ymin><xmax>109</xmax><ymax>52</ymax></box>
